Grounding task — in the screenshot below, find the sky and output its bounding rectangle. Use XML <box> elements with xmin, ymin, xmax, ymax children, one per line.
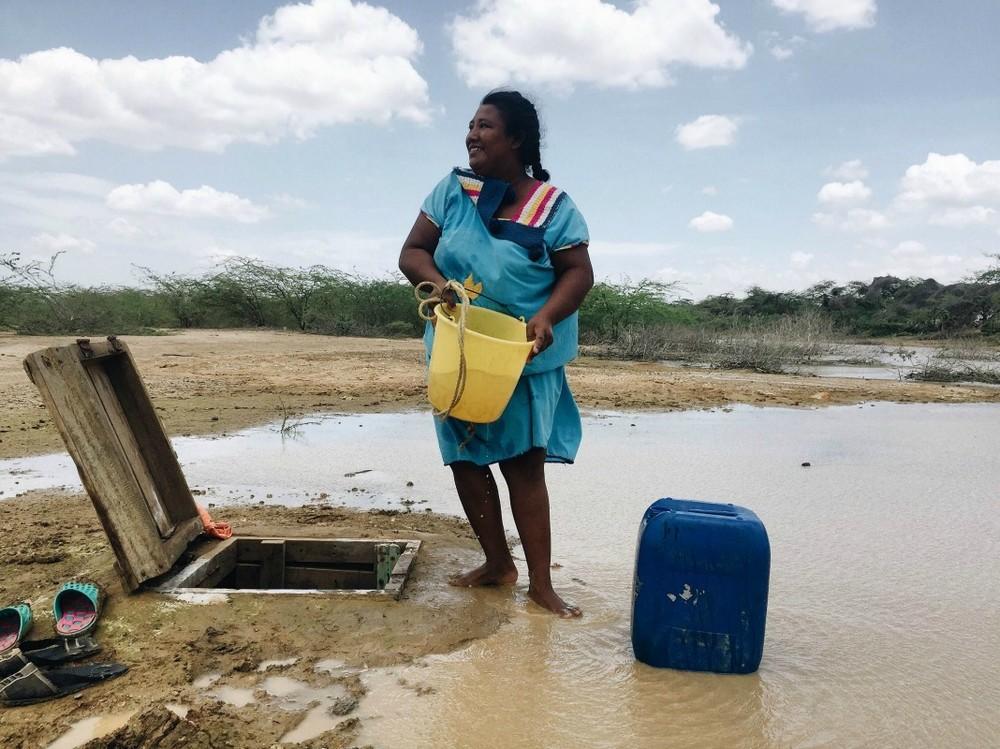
<box><xmin>1</xmin><ymin>0</ymin><xmax>998</xmax><ymax>299</ymax></box>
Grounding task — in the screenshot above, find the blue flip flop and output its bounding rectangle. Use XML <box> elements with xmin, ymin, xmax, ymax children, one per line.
<box><xmin>0</xmin><ymin>603</ymin><xmax>32</xmax><ymax>655</ymax></box>
<box><xmin>53</xmin><ymin>583</ymin><xmax>102</xmax><ymax>637</ymax></box>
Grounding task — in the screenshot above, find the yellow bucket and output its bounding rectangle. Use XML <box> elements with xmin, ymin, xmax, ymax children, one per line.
<box><xmin>428</xmin><ymin>304</ymin><xmax>533</xmax><ymax>423</ymax></box>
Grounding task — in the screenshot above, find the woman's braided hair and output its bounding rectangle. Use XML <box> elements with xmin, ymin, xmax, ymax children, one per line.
<box><xmin>481</xmin><ymin>90</ymin><xmax>550</xmax><ymax>183</ymax></box>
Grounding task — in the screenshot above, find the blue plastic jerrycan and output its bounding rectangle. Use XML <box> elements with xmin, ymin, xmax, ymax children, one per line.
<box><xmin>631</xmin><ymin>497</ymin><xmax>770</xmax><ymax>673</ymax></box>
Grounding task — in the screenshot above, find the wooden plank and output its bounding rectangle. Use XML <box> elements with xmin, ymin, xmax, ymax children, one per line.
<box><xmin>258</xmin><ymin>540</ymin><xmax>285</xmax><ymax>589</ymax></box>
<box><xmin>384</xmin><ymin>540</ymin><xmax>421</xmax><ymax>600</ymax></box>
<box><xmin>100</xmin><ymin>345</ymin><xmax>199</xmax><ymax>522</ymax></box>
<box><xmin>23</xmin><ymin>346</ymin><xmax>173</xmax><ymax>590</ymax></box>
<box><xmin>235</xmin><ymin>563</ymin><xmax>260</xmax><ymax>589</ymax></box>
<box><xmin>284</xmin><ymin>566</ymin><xmax>376</xmax><ymax>590</ymax></box>
<box><xmin>164</xmin><ymin>587</ymin><xmax>394</xmax><ymax>599</ymax></box>
<box><xmin>156</xmin><ymin>538</ymin><xmax>419</xmax><ymax>596</ymax></box>
<box><xmin>23</xmin><ymin>340</ymin><xmax>203</xmax><ymax>591</ymax></box>
<box><xmin>376</xmin><ymin>543</ymin><xmax>401</xmax><ymax>588</ymax></box>
<box><xmin>152</xmin><ymin>538</ymin><xmax>238</xmax><ymax>590</ymax></box>
<box><xmin>85</xmin><ymin>357</ymin><xmax>174</xmax><ymax>537</ymax></box>
<box><xmin>238</xmin><ymin>538</ymin><xmax>375</xmax><ymax>566</ymax></box>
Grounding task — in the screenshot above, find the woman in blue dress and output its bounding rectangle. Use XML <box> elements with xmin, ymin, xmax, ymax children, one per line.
<box><xmin>399</xmin><ymin>90</ymin><xmax>593</xmax><ymax>617</ymax></box>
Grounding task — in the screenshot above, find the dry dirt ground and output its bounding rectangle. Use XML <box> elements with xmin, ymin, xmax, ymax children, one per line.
<box><xmin>0</xmin><ymin>329</ymin><xmax>998</xmax><ymax>747</ymax></box>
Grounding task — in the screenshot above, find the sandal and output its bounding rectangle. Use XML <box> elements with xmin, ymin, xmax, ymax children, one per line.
<box><xmin>53</xmin><ymin>582</ymin><xmax>102</xmax><ymax>637</ymax></box>
<box><xmin>21</xmin><ymin>634</ymin><xmax>101</xmax><ymax>666</ymax></box>
<box><xmin>0</xmin><ymin>661</ymin><xmax>127</xmax><ymax>707</ymax></box>
<box><xmin>0</xmin><ymin>603</ymin><xmax>32</xmax><ymax>654</ymax></box>
<box><xmin>0</xmin><ymin>649</ymin><xmax>29</xmax><ymax>680</ymax></box>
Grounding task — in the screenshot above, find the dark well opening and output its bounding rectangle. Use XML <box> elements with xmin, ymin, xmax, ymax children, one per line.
<box><xmin>154</xmin><ymin>537</ymin><xmax>420</xmax><ymax>598</ymax></box>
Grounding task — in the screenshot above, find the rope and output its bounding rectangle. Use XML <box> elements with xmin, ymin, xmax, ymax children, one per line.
<box><xmin>415</xmin><ymin>279</ymin><xmax>471</xmax><ymax>420</ymax></box>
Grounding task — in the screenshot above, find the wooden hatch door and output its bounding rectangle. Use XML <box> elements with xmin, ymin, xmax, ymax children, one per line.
<box><xmin>23</xmin><ymin>337</ymin><xmax>204</xmax><ymax>592</ymax></box>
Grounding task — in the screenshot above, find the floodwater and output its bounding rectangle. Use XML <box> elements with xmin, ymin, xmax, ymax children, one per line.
<box><xmin>5</xmin><ymin>404</ymin><xmax>1000</xmax><ymax>748</ymax></box>
<box><xmin>664</xmin><ymin>341</ymin><xmax>1000</xmax><ymax>383</ymax></box>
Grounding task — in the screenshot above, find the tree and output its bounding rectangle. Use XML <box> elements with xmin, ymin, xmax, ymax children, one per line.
<box><xmin>578</xmin><ymin>278</ymin><xmax>681</xmax><ymax>338</ymax></box>
<box><xmin>970</xmin><ymin>253</ymin><xmax>1000</xmax><ymax>285</ymax></box>
<box><xmin>135</xmin><ymin>266</ymin><xmax>209</xmax><ymax>328</ymax></box>
<box><xmin>0</xmin><ymin>251</ymin><xmax>73</xmax><ymax>330</ymax></box>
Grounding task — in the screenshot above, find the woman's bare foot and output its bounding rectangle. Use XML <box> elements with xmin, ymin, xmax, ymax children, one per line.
<box><xmin>449</xmin><ymin>562</ymin><xmax>518</xmax><ymax>587</ymax></box>
<box><xmin>528</xmin><ymin>584</ymin><xmax>582</xmax><ymax>618</ymax></box>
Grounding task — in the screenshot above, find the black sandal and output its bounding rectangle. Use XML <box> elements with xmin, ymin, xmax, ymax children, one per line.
<box><xmin>0</xmin><ymin>661</ymin><xmax>127</xmax><ymax>706</ymax></box>
<box><xmin>20</xmin><ymin>635</ymin><xmax>101</xmax><ymax>665</ymax></box>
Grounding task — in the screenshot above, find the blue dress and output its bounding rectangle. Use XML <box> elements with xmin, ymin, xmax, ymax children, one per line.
<box><xmin>421</xmin><ymin>168</ymin><xmax>590</xmax><ymax>466</ymax></box>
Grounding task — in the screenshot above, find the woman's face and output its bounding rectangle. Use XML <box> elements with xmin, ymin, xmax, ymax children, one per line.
<box><xmin>466</xmin><ymin>104</ymin><xmax>522</xmax><ymax>176</ymax></box>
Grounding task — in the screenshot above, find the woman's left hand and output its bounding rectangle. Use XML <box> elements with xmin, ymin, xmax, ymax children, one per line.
<box><xmin>526</xmin><ymin>314</ymin><xmax>554</xmax><ymax>360</ymax></box>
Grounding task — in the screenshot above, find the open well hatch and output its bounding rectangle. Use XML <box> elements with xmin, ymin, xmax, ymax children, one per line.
<box><xmin>155</xmin><ymin>537</ymin><xmax>420</xmax><ymax>599</ymax></box>
<box><xmin>24</xmin><ymin>337</ymin><xmax>420</xmax><ymax>598</ymax></box>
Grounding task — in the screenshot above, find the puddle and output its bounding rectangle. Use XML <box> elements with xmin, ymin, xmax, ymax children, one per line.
<box><xmin>197</xmin><ymin>673</ymin><xmax>351</xmax><ymax>743</ymax></box>
<box><xmin>191</xmin><ymin>672</ymin><xmax>220</xmax><ymax>689</ymax></box>
<box><xmin>46</xmin><ymin>711</ymin><xmax>135</xmax><ymax>749</ymax></box>
<box><xmin>315</xmin><ymin>658</ymin><xmax>359</xmax><ymax>676</ymax></box>
<box><xmin>165</xmin><ymin>703</ymin><xmax>190</xmax><ymax>718</ymax></box>
<box><xmin>208</xmin><ymin>684</ymin><xmax>256</xmax><ymax>708</ymax></box>
<box><xmin>281</xmin><ymin>704</ymin><xmax>342</xmax><ymax>744</ymax></box>
<box><xmin>794</xmin><ymin>363</ymin><xmax>902</xmax><ymax>380</ymax></box>
<box><xmin>661</xmin><ymin>341</ymin><xmax>1000</xmax><ymax>383</ymax></box>
<box><xmin>271</xmin><ymin>679</ymin><xmax>354</xmax><ymax>744</ymax></box>
<box><xmin>10</xmin><ymin>403</ymin><xmax>1000</xmax><ymax>747</ymax></box>
<box><xmin>263</xmin><ymin>676</ymin><xmax>347</xmax><ymax>710</ymax></box>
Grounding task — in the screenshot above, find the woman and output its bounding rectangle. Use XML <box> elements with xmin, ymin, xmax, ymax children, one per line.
<box><xmin>399</xmin><ymin>90</ymin><xmax>593</xmax><ymax>617</ymax></box>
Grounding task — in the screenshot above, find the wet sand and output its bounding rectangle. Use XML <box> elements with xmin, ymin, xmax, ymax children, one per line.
<box><xmin>1</xmin><ymin>329</ymin><xmax>999</xmax><ymax>747</ymax></box>
<box><xmin>0</xmin><ymin>493</ymin><xmax>504</xmax><ymax>747</ymax></box>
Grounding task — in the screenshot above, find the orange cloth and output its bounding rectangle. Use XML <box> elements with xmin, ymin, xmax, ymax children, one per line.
<box><xmin>196</xmin><ymin>504</ymin><xmax>233</xmax><ymax>540</ymax></box>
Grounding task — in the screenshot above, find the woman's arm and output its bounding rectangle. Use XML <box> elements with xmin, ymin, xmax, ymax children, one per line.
<box><xmin>398</xmin><ymin>212</ymin><xmax>446</xmax><ymax>287</ymax></box>
<box><xmin>527</xmin><ymin>244</ymin><xmax>594</xmax><ymax>358</ymax></box>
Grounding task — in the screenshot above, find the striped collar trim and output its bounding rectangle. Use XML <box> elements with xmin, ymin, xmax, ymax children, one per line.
<box><xmin>452</xmin><ymin>168</ymin><xmax>563</xmax><ymax>228</ymax></box>
<box><xmin>513</xmin><ymin>181</ymin><xmax>562</xmax><ymax>227</ymax></box>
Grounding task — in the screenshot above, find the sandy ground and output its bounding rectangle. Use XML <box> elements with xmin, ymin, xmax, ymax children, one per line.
<box><xmin>1</xmin><ymin>329</ymin><xmax>998</xmax><ymax>747</ymax></box>
<box><xmin>0</xmin><ymin>493</ymin><xmax>501</xmax><ymax>748</ymax></box>
<box><xmin>3</xmin><ymin>329</ymin><xmax>998</xmax><ymax>461</ymax></box>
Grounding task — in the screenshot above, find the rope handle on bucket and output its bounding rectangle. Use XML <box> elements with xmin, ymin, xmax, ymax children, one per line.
<box><xmin>415</xmin><ymin>280</ymin><xmax>471</xmax><ymax>420</ymax></box>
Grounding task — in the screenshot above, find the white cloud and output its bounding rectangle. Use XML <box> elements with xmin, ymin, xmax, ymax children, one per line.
<box><xmin>763</xmin><ymin>32</ymin><xmax>805</xmax><ymax>61</ymax></box>
<box><xmin>269</xmin><ymin>193</ymin><xmax>311</xmax><ymax>210</ymax></box>
<box><xmin>790</xmin><ymin>251</ymin><xmax>814</xmax><ymax>269</ymax></box>
<box><xmin>450</xmin><ymin>0</ymin><xmax>751</xmax><ymax>90</ymax></box>
<box><xmin>12</xmin><ymin>172</ymin><xmax>115</xmax><ymax>197</ymax></box>
<box><xmin>812</xmin><ymin>208</ymin><xmax>889</xmax><ymax>232</ymax></box>
<box><xmin>107</xmin><ymin>217</ymin><xmax>144</xmax><ymax>238</ymax></box>
<box><xmin>106</xmin><ymin>181</ymin><xmax>271</xmax><ymax>223</ymax></box>
<box><xmin>0</xmin><ymin>0</ymin><xmax>429</xmax><ymax>159</ymax></box>
<box><xmin>0</xmin><ymin>115</ymin><xmax>75</xmax><ymax>158</ymax></box>
<box><xmin>30</xmin><ymin>232</ymin><xmax>96</xmax><ymax>254</ymax></box>
<box><xmin>824</xmin><ymin>159</ymin><xmax>868</xmax><ymax>181</ymax></box>
<box><xmin>701</xmin><ymin>185</ymin><xmax>719</xmax><ymax>196</ymax></box>
<box><xmin>689</xmin><ymin>211</ymin><xmax>734</xmax><ymax>232</ymax></box>
<box><xmin>771</xmin><ymin>0</ymin><xmax>876</xmax><ymax>32</ymax></box>
<box><xmin>928</xmin><ymin>205</ymin><xmax>997</xmax><ymax>228</ymax></box>
<box><xmin>883</xmin><ymin>240</ymin><xmax>965</xmax><ymax>280</ymax></box>
<box><xmin>898</xmin><ymin>153</ymin><xmax>1000</xmax><ymax>207</ymax></box>
<box><xmin>675</xmin><ymin>115</ymin><xmax>740</xmax><ymax>150</ymax></box>
<box><xmin>817</xmin><ymin>180</ymin><xmax>872</xmax><ymax>205</ymax></box>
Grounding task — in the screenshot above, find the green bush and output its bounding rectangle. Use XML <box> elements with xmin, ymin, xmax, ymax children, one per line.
<box><xmin>2</xmin><ymin>251</ymin><xmax>999</xmax><ymax>349</ymax></box>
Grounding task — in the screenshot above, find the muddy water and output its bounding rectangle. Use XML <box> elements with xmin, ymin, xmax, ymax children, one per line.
<box><xmin>4</xmin><ymin>404</ymin><xmax>1000</xmax><ymax>748</ymax></box>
